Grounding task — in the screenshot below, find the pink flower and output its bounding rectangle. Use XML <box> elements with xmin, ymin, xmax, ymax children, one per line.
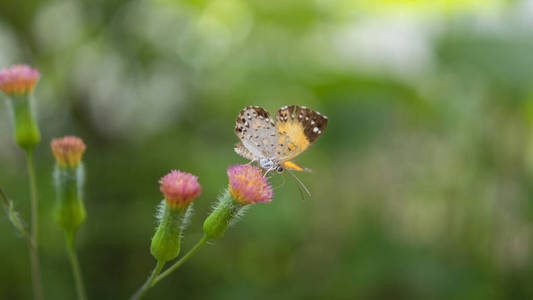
<box><xmin>227</xmin><ymin>164</ymin><xmax>273</xmax><ymax>204</ymax></box>
<box><xmin>160</xmin><ymin>170</ymin><xmax>201</xmax><ymax>209</ymax></box>
<box><xmin>0</xmin><ymin>65</ymin><xmax>40</xmax><ymax>97</ymax></box>
<box><xmin>50</xmin><ymin>136</ymin><xmax>86</xmax><ymax>168</ymax></box>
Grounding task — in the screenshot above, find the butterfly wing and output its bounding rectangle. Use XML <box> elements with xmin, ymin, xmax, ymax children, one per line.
<box><xmin>274</xmin><ymin>105</ymin><xmax>328</xmax><ymax>163</ymax></box>
<box><xmin>234</xmin><ymin>106</ymin><xmax>279</xmax><ymax>160</ymax></box>
<box><xmin>234</xmin><ymin>142</ymin><xmax>257</xmax><ymax>161</ymax></box>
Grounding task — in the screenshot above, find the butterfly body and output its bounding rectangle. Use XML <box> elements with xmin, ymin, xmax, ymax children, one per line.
<box><xmin>234</xmin><ymin>105</ymin><xmax>327</xmax><ymax>174</ymax></box>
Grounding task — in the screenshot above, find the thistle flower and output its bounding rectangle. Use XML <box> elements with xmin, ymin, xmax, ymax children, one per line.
<box><xmin>204</xmin><ymin>165</ymin><xmax>273</xmax><ymax>240</ymax></box>
<box><xmin>0</xmin><ymin>65</ymin><xmax>40</xmax><ymax>97</ymax></box>
<box><xmin>50</xmin><ymin>136</ymin><xmax>88</xmax><ymax>299</ymax></box>
<box><xmin>159</xmin><ymin>170</ymin><xmax>202</xmax><ymax>210</ymax></box>
<box><xmin>227</xmin><ymin>164</ymin><xmax>273</xmax><ymax>204</ymax></box>
<box><xmin>51</xmin><ymin>136</ymin><xmax>86</xmax><ymax>169</ymax></box>
<box><xmin>132</xmin><ymin>166</ymin><xmax>275</xmax><ymax>298</ymax></box>
<box><xmin>151</xmin><ymin>170</ymin><xmax>201</xmax><ymax>263</ymax></box>
<box><xmin>1</xmin><ymin>64</ymin><xmax>41</xmax><ymax>151</ymax></box>
<box><xmin>51</xmin><ymin>136</ymin><xmax>87</xmax><ymax>233</ymax></box>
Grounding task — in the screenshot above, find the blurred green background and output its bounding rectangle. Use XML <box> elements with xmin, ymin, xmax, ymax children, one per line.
<box><xmin>2</xmin><ymin>0</ymin><xmax>533</xmax><ymax>299</ymax></box>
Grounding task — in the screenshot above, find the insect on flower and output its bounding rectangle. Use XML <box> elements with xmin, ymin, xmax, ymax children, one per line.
<box><xmin>233</xmin><ymin>105</ymin><xmax>328</xmax><ymax>199</ymax></box>
<box><xmin>227</xmin><ymin>164</ymin><xmax>273</xmax><ymax>205</ymax></box>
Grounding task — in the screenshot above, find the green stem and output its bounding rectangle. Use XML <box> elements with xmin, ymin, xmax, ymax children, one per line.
<box><xmin>0</xmin><ymin>186</ymin><xmax>9</xmax><ymax>206</ymax></box>
<box><xmin>152</xmin><ymin>235</ymin><xmax>209</xmax><ymax>286</ymax></box>
<box><xmin>66</xmin><ymin>232</ymin><xmax>87</xmax><ymax>300</ymax></box>
<box><xmin>130</xmin><ymin>260</ymin><xmax>165</xmax><ymax>300</ymax></box>
<box><xmin>26</xmin><ymin>150</ymin><xmax>43</xmax><ymax>300</ymax></box>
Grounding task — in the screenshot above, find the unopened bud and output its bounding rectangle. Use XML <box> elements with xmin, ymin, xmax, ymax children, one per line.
<box><xmin>203</xmin><ymin>165</ymin><xmax>273</xmax><ymax>240</ymax></box>
<box><xmin>51</xmin><ymin>136</ymin><xmax>87</xmax><ymax>233</ymax></box>
<box><xmin>151</xmin><ymin>170</ymin><xmax>200</xmax><ymax>262</ymax></box>
<box><xmin>0</xmin><ymin>65</ymin><xmax>41</xmax><ymax>151</ymax></box>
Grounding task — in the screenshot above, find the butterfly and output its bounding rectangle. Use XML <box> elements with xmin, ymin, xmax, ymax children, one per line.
<box><xmin>234</xmin><ymin>105</ymin><xmax>328</xmax><ymax>196</ymax></box>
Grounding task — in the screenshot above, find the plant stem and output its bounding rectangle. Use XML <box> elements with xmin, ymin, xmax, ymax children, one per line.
<box><xmin>130</xmin><ymin>260</ymin><xmax>165</xmax><ymax>300</ymax></box>
<box><xmin>26</xmin><ymin>150</ymin><xmax>43</xmax><ymax>300</ymax></box>
<box><xmin>66</xmin><ymin>232</ymin><xmax>87</xmax><ymax>300</ymax></box>
<box><xmin>152</xmin><ymin>235</ymin><xmax>209</xmax><ymax>286</ymax></box>
<box><xmin>0</xmin><ymin>186</ymin><xmax>9</xmax><ymax>206</ymax></box>
<box><xmin>130</xmin><ymin>235</ymin><xmax>209</xmax><ymax>300</ymax></box>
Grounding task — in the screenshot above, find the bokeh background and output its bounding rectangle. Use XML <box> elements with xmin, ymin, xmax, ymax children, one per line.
<box><xmin>2</xmin><ymin>0</ymin><xmax>533</xmax><ymax>299</ymax></box>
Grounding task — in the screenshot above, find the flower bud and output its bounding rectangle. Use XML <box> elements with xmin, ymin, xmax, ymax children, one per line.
<box><xmin>202</xmin><ymin>190</ymin><xmax>243</xmax><ymax>240</ymax></box>
<box><xmin>203</xmin><ymin>165</ymin><xmax>273</xmax><ymax>240</ymax></box>
<box><xmin>151</xmin><ymin>170</ymin><xmax>200</xmax><ymax>262</ymax></box>
<box><xmin>51</xmin><ymin>136</ymin><xmax>86</xmax><ymax>169</ymax></box>
<box><xmin>0</xmin><ymin>65</ymin><xmax>40</xmax><ymax>97</ymax></box>
<box><xmin>227</xmin><ymin>164</ymin><xmax>273</xmax><ymax>204</ymax></box>
<box><xmin>51</xmin><ymin>136</ymin><xmax>87</xmax><ymax>233</ymax></box>
<box><xmin>0</xmin><ymin>65</ymin><xmax>41</xmax><ymax>151</ymax></box>
<box><xmin>159</xmin><ymin>170</ymin><xmax>201</xmax><ymax>210</ymax></box>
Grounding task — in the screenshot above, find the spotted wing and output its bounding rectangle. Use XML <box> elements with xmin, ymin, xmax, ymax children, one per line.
<box><xmin>274</xmin><ymin>105</ymin><xmax>328</xmax><ymax>162</ymax></box>
<box><xmin>234</xmin><ymin>106</ymin><xmax>279</xmax><ymax>159</ymax></box>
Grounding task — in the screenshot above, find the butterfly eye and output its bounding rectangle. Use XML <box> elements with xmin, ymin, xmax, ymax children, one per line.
<box><xmin>276</xmin><ymin>166</ymin><xmax>284</xmax><ymax>174</ymax></box>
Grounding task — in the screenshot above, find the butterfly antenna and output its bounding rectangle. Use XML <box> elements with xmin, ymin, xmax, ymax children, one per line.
<box><xmin>286</xmin><ymin>170</ymin><xmax>311</xmax><ymax>201</ymax></box>
<box><xmin>295</xmin><ymin>180</ymin><xmax>306</xmax><ymax>202</ymax></box>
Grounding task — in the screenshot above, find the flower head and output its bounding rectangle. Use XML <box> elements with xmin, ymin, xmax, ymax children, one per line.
<box><xmin>0</xmin><ymin>65</ymin><xmax>40</xmax><ymax>97</ymax></box>
<box><xmin>227</xmin><ymin>164</ymin><xmax>273</xmax><ymax>204</ymax></box>
<box><xmin>50</xmin><ymin>136</ymin><xmax>86</xmax><ymax>168</ymax></box>
<box><xmin>160</xmin><ymin>170</ymin><xmax>201</xmax><ymax>209</ymax></box>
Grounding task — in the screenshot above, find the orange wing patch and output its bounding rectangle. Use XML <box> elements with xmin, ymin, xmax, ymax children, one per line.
<box><xmin>281</xmin><ymin>160</ymin><xmax>312</xmax><ymax>172</ymax></box>
<box><xmin>276</xmin><ymin>121</ymin><xmax>310</xmax><ymax>157</ymax></box>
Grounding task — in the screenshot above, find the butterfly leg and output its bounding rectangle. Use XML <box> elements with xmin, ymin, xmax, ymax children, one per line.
<box><xmin>263</xmin><ymin>167</ymin><xmax>274</xmax><ymax>178</ymax></box>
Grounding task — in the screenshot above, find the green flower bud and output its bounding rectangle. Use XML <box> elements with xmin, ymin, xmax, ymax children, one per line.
<box><xmin>151</xmin><ymin>170</ymin><xmax>201</xmax><ymax>262</ymax></box>
<box><xmin>204</xmin><ymin>165</ymin><xmax>273</xmax><ymax>240</ymax></box>
<box><xmin>203</xmin><ymin>190</ymin><xmax>244</xmax><ymax>240</ymax></box>
<box><xmin>53</xmin><ymin>165</ymin><xmax>86</xmax><ymax>233</ymax></box>
<box><xmin>9</xmin><ymin>95</ymin><xmax>41</xmax><ymax>151</ymax></box>
<box><xmin>151</xmin><ymin>202</ymin><xmax>192</xmax><ymax>262</ymax></box>
<box><xmin>0</xmin><ymin>65</ymin><xmax>42</xmax><ymax>152</ymax></box>
<box><xmin>51</xmin><ymin>136</ymin><xmax>87</xmax><ymax>233</ymax></box>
